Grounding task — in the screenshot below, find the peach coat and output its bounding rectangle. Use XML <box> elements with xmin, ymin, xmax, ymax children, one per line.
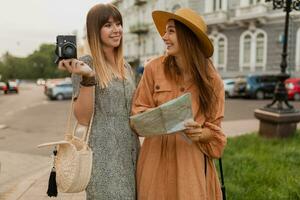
<box><xmin>132</xmin><ymin>56</ymin><xmax>227</xmax><ymax>200</ymax></box>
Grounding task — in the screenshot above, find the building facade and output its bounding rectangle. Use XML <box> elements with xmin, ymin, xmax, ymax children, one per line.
<box><xmin>111</xmin><ymin>0</ymin><xmax>300</xmax><ymax>78</ymax></box>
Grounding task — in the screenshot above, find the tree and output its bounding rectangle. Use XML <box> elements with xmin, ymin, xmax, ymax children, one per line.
<box><xmin>0</xmin><ymin>44</ymin><xmax>69</xmax><ymax>80</ymax></box>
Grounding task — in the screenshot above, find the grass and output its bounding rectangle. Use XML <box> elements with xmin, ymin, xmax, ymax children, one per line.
<box><xmin>218</xmin><ymin>131</ymin><xmax>300</xmax><ymax>200</ymax></box>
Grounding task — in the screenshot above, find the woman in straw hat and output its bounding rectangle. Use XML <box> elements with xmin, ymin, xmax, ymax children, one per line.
<box><xmin>58</xmin><ymin>3</ymin><xmax>140</xmax><ymax>199</ymax></box>
<box><xmin>131</xmin><ymin>8</ymin><xmax>226</xmax><ymax>200</ymax></box>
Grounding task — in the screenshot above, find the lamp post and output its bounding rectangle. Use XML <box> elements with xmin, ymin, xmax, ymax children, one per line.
<box><xmin>254</xmin><ymin>0</ymin><xmax>300</xmax><ymax>138</ymax></box>
<box><xmin>265</xmin><ymin>0</ymin><xmax>300</xmax><ymax>112</ymax></box>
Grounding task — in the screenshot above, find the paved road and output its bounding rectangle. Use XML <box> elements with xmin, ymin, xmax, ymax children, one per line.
<box><xmin>0</xmin><ymin>83</ymin><xmax>70</xmax><ymax>156</ymax></box>
<box><xmin>224</xmin><ymin>98</ymin><xmax>300</xmax><ymax>121</ymax></box>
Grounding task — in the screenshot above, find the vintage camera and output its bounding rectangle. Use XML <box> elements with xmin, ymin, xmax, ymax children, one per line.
<box><xmin>55</xmin><ymin>35</ymin><xmax>77</xmax><ymax>64</ymax></box>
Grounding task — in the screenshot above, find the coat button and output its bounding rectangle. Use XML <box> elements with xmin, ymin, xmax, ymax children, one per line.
<box><xmin>155</xmin><ymin>85</ymin><xmax>160</xmax><ymax>90</ymax></box>
<box><xmin>180</xmin><ymin>87</ymin><xmax>185</xmax><ymax>92</ymax></box>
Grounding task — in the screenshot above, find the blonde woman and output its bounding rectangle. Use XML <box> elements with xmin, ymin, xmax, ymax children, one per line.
<box><xmin>58</xmin><ymin>3</ymin><xmax>139</xmax><ymax>200</ymax></box>
<box><xmin>132</xmin><ymin>8</ymin><xmax>226</xmax><ymax>200</ymax></box>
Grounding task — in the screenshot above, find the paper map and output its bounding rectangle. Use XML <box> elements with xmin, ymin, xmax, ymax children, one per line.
<box><xmin>130</xmin><ymin>93</ymin><xmax>193</xmax><ymax>137</ymax></box>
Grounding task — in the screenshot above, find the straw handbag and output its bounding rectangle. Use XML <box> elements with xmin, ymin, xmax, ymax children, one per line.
<box><xmin>38</xmin><ymin>87</ymin><xmax>94</xmax><ymax>195</ymax></box>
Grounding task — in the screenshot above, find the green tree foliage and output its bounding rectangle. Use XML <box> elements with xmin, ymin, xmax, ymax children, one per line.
<box><xmin>0</xmin><ymin>44</ymin><xmax>68</xmax><ymax>81</ymax></box>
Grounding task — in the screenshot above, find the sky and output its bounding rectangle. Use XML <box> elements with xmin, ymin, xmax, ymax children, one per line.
<box><xmin>0</xmin><ymin>0</ymin><xmax>111</xmax><ymax>57</ymax></box>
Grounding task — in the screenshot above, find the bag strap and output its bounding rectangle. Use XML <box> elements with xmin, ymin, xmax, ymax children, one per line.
<box><xmin>218</xmin><ymin>158</ymin><xmax>226</xmax><ymax>200</ymax></box>
<box><xmin>65</xmin><ymin>85</ymin><xmax>95</xmax><ymax>144</ymax></box>
<box><xmin>83</xmin><ymin>91</ymin><xmax>95</xmax><ymax>144</ymax></box>
<box><xmin>64</xmin><ymin>96</ymin><xmax>75</xmax><ymax>140</ymax></box>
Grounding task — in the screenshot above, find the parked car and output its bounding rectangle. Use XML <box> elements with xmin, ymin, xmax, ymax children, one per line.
<box><xmin>233</xmin><ymin>75</ymin><xmax>277</xmax><ymax>99</ymax></box>
<box><xmin>44</xmin><ymin>78</ymin><xmax>66</xmax><ymax>95</ymax></box>
<box><xmin>0</xmin><ymin>81</ymin><xmax>19</xmax><ymax>94</ymax></box>
<box><xmin>46</xmin><ymin>81</ymin><xmax>73</xmax><ymax>100</ymax></box>
<box><xmin>36</xmin><ymin>78</ymin><xmax>46</xmax><ymax>86</ymax></box>
<box><xmin>223</xmin><ymin>78</ymin><xmax>237</xmax><ymax>98</ymax></box>
<box><xmin>7</xmin><ymin>81</ymin><xmax>19</xmax><ymax>93</ymax></box>
<box><xmin>0</xmin><ymin>82</ymin><xmax>7</xmax><ymax>94</ymax></box>
<box><xmin>285</xmin><ymin>78</ymin><xmax>300</xmax><ymax>101</ymax></box>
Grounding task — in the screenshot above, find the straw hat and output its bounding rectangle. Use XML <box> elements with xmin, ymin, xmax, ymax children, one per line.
<box><xmin>152</xmin><ymin>8</ymin><xmax>213</xmax><ymax>58</ymax></box>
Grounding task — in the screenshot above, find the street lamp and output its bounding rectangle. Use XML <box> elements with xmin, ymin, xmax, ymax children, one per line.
<box><xmin>264</xmin><ymin>0</ymin><xmax>300</xmax><ymax>112</ymax></box>
<box><xmin>254</xmin><ymin>0</ymin><xmax>300</xmax><ymax>138</ymax></box>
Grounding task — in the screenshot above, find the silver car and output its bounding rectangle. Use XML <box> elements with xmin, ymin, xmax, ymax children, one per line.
<box><xmin>46</xmin><ymin>81</ymin><xmax>73</xmax><ymax>100</ymax></box>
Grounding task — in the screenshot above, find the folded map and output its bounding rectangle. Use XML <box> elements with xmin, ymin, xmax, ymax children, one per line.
<box><xmin>130</xmin><ymin>93</ymin><xmax>194</xmax><ymax>137</ymax></box>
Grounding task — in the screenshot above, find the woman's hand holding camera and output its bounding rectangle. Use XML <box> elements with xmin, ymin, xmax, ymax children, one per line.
<box><xmin>184</xmin><ymin>120</ymin><xmax>215</xmax><ymax>143</ymax></box>
<box><xmin>58</xmin><ymin>59</ymin><xmax>95</xmax><ymax>77</ymax></box>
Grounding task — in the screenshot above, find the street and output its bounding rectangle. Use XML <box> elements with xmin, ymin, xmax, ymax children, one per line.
<box><xmin>224</xmin><ymin>97</ymin><xmax>300</xmax><ymax>121</ymax></box>
<box><xmin>1</xmin><ymin>82</ymin><xmax>300</xmax><ymax>198</ymax></box>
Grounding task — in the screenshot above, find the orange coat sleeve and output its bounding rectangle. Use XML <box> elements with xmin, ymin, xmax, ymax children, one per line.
<box><xmin>197</xmin><ymin>78</ymin><xmax>227</xmax><ymax>159</ymax></box>
<box><xmin>131</xmin><ymin>63</ymin><xmax>156</xmax><ymax>115</ymax></box>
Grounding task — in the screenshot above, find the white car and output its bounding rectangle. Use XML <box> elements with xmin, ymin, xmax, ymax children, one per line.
<box><xmin>36</xmin><ymin>78</ymin><xmax>46</xmax><ymax>85</ymax></box>
<box><xmin>223</xmin><ymin>78</ymin><xmax>236</xmax><ymax>98</ymax></box>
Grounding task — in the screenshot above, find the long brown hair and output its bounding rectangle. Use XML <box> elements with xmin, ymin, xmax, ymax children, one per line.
<box><xmin>86</xmin><ymin>3</ymin><xmax>124</xmax><ymax>88</ymax></box>
<box><xmin>163</xmin><ymin>20</ymin><xmax>217</xmax><ymax>118</ymax></box>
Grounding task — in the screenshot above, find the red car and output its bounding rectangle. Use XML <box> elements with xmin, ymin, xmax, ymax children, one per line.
<box><xmin>0</xmin><ymin>82</ymin><xmax>8</xmax><ymax>93</ymax></box>
<box><xmin>0</xmin><ymin>81</ymin><xmax>19</xmax><ymax>94</ymax></box>
<box><xmin>285</xmin><ymin>78</ymin><xmax>300</xmax><ymax>100</ymax></box>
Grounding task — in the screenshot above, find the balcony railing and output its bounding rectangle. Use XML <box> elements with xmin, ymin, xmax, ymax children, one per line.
<box><xmin>203</xmin><ymin>11</ymin><xmax>228</xmax><ymax>25</ymax></box>
<box><xmin>234</xmin><ymin>4</ymin><xmax>268</xmax><ymax>21</ymax></box>
<box><xmin>134</xmin><ymin>0</ymin><xmax>147</xmax><ymax>6</ymax></box>
<box><xmin>129</xmin><ymin>23</ymin><xmax>149</xmax><ymax>34</ymax></box>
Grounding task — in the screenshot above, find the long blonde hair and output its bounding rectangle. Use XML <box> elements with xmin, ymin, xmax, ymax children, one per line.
<box><xmin>163</xmin><ymin>20</ymin><xmax>217</xmax><ymax>118</ymax></box>
<box><xmin>86</xmin><ymin>3</ymin><xmax>125</xmax><ymax>88</ymax></box>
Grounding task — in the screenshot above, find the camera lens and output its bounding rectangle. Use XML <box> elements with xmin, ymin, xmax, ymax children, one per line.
<box><xmin>62</xmin><ymin>42</ymin><xmax>76</xmax><ymax>58</ymax></box>
<box><xmin>65</xmin><ymin>46</ymin><xmax>74</xmax><ymax>55</ymax></box>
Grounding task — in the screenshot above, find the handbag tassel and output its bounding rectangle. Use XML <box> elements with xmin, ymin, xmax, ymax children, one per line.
<box><xmin>47</xmin><ymin>147</ymin><xmax>58</xmax><ymax>197</ymax></box>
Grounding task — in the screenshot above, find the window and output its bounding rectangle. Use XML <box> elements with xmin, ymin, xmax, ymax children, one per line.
<box><xmin>255</xmin><ymin>31</ymin><xmax>266</xmax><ymax>71</ymax></box>
<box><xmin>213</xmin><ymin>0</ymin><xmax>222</xmax><ymax>11</ymax></box>
<box><xmin>218</xmin><ymin>38</ymin><xmax>225</xmax><ymax>65</ymax></box>
<box><xmin>240</xmin><ymin>30</ymin><xmax>267</xmax><ymax>72</ymax></box>
<box><xmin>243</xmin><ymin>35</ymin><xmax>251</xmax><ymax>65</ymax></box>
<box><xmin>205</xmin><ymin>0</ymin><xmax>227</xmax><ymax>12</ymax></box>
<box><xmin>249</xmin><ymin>0</ymin><xmax>261</xmax><ymax>5</ymax></box>
<box><xmin>209</xmin><ymin>34</ymin><xmax>227</xmax><ymax>72</ymax></box>
<box><xmin>256</xmin><ymin>33</ymin><xmax>264</xmax><ymax>64</ymax></box>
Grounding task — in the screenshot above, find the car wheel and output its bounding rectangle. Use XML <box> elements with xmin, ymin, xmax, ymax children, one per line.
<box><xmin>294</xmin><ymin>93</ymin><xmax>300</xmax><ymax>101</ymax></box>
<box><xmin>56</xmin><ymin>94</ymin><xmax>64</xmax><ymax>101</ymax></box>
<box><xmin>256</xmin><ymin>90</ymin><xmax>264</xmax><ymax>100</ymax></box>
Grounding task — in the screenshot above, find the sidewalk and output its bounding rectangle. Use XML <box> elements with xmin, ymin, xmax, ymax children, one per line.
<box><xmin>0</xmin><ymin>119</ymin><xmax>269</xmax><ymax>200</ymax></box>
